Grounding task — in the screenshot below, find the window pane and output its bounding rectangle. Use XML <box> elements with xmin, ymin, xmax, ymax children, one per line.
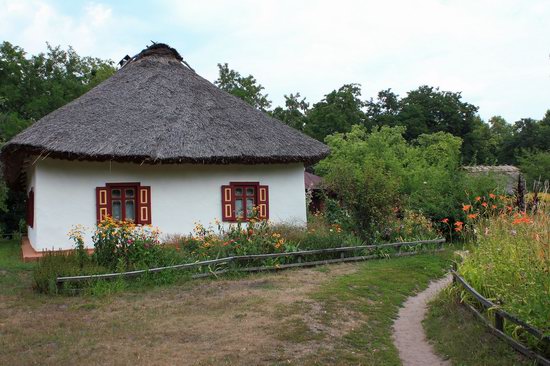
<box><xmin>111</xmin><ymin>189</ymin><xmax>121</xmax><ymax>198</ymax></box>
<box><xmin>235</xmin><ymin>188</ymin><xmax>243</xmax><ymax>196</ymax></box>
<box><xmin>235</xmin><ymin>198</ymin><xmax>244</xmax><ymax>218</ymax></box>
<box><xmin>125</xmin><ymin>189</ymin><xmax>135</xmax><ymax>198</ymax></box>
<box><xmin>246</xmin><ymin>187</ymin><xmax>255</xmax><ymax>196</ymax></box>
<box><xmin>125</xmin><ymin>200</ymin><xmax>135</xmax><ymax>222</ymax></box>
<box><xmin>112</xmin><ymin>200</ymin><xmax>122</xmax><ymax>220</ymax></box>
<box><xmin>246</xmin><ymin>198</ymin><xmax>255</xmax><ymax>217</ymax></box>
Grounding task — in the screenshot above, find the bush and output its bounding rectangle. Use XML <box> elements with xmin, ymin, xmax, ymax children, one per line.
<box><xmin>317</xmin><ymin>125</ymin><xmax>508</xmax><ymax>237</ymax></box>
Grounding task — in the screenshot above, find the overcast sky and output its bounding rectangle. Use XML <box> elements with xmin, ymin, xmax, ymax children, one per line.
<box><xmin>1</xmin><ymin>0</ymin><xmax>549</xmax><ymax>122</ymax></box>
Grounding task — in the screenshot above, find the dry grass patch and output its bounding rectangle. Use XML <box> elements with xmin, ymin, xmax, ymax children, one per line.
<box><xmin>0</xmin><ymin>262</ymin><xmax>361</xmax><ymax>366</ymax></box>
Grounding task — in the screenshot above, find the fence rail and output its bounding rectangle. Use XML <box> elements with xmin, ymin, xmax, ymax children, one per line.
<box><xmin>450</xmin><ymin>269</ymin><xmax>550</xmax><ymax>366</ymax></box>
<box><xmin>56</xmin><ymin>238</ymin><xmax>445</xmax><ymax>285</ymax></box>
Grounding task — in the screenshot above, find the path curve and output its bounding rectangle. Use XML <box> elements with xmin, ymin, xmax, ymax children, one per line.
<box><xmin>392</xmin><ymin>274</ymin><xmax>452</xmax><ymax>366</ymax></box>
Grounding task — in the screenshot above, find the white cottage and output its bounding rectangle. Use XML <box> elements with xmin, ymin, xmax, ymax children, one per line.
<box><xmin>1</xmin><ymin>44</ymin><xmax>329</xmax><ymax>258</ymax></box>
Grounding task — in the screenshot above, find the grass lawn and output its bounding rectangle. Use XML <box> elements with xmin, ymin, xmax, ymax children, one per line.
<box><xmin>424</xmin><ymin>290</ymin><xmax>532</xmax><ymax>366</ymax></box>
<box><xmin>0</xmin><ymin>238</ymin><xmax>520</xmax><ymax>365</ymax></box>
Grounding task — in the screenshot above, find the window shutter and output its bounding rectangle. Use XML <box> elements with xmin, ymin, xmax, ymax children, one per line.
<box><xmin>26</xmin><ymin>189</ymin><xmax>34</xmax><ymax>228</ymax></box>
<box><xmin>221</xmin><ymin>185</ymin><xmax>234</xmax><ymax>221</ymax></box>
<box><xmin>96</xmin><ymin>187</ymin><xmax>109</xmax><ymax>223</ymax></box>
<box><xmin>137</xmin><ymin>186</ymin><xmax>152</xmax><ymax>225</ymax></box>
<box><xmin>258</xmin><ymin>185</ymin><xmax>269</xmax><ymax>220</ymax></box>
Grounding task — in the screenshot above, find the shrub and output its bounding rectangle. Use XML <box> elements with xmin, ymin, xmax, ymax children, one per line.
<box><xmin>378</xmin><ymin>210</ymin><xmax>440</xmax><ymax>242</ymax></box>
<box><xmin>317</xmin><ymin>125</ymin><xmax>508</xmax><ymax>237</ymax></box>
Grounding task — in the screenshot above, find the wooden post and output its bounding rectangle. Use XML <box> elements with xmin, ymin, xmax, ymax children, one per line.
<box><xmin>495</xmin><ymin>311</ymin><xmax>504</xmax><ymax>331</ymax></box>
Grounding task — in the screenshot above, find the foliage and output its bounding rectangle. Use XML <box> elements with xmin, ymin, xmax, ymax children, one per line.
<box><xmin>92</xmin><ymin>217</ymin><xmax>164</xmax><ymax>270</ymax></box>
<box><xmin>517</xmin><ymin>149</ymin><xmax>550</xmax><ymax>186</ymax></box>
<box><xmin>0</xmin><ymin>41</ymin><xmax>115</xmax><ymax>233</ymax></box>
<box><xmin>304</xmin><ymin>84</ymin><xmax>365</xmax><ymax>141</ymax></box>
<box><xmin>317</xmin><ymin>125</ymin><xmax>503</xmax><ymax>237</ymax></box>
<box><xmin>214</xmin><ymin>63</ymin><xmax>271</xmax><ymax>111</ymax></box>
<box><xmin>270</xmin><ymin>92</ymin><xmax>308</xmax><ymax>130</ymax></box>
<box><xmin>380</xmin><ymin>210</ymin><xmax>440</xmax><ymax>242</ymax></box>
<box><xmin>0</xmin><ymin>41</ymin><xmax>115</xmax><ymax>141</ymax></box>
<box><xmin>500</xmin><ymin>112</ymin><xmax>550</xmax><ymax>164</ymax></box>
<box><xmin>458</xmin><ymin>201</ymin><xmax>550</xmax><ymax>353</ymax></box>
<box><xmin>32</xmin><ymin>251</ymin><xmax>107</xmax><ymax>294</ymax></box>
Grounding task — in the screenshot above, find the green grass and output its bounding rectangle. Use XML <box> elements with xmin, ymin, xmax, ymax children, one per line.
<box><xmin>4</xmin><ymin>239</ymin><xmax>529</xmax><ymax>365</ymax></box>
<box><xmin>424</xmin><ymin>289</ymin><xmax>533</xmax><ymax>366</ymax></box>
<box><xmin>0</xmin><ymin>239</ymin><xmax>35</xmax><ymax>295</ymax></box>
<box><xmin>283</xmin><ymin>251</ymin><xmax>452</xmax><ymax>365</ymax></box>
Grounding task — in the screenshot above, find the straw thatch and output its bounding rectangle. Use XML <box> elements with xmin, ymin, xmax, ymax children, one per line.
<box><xmin>463</xmin><ymin>165</ymin><xmax>520</xmax><ymax>194</ymax></box>
<box><xmin>1</xmin><ymin>43</ymin><xmax>329</xmax><ymax>185</ymax></box>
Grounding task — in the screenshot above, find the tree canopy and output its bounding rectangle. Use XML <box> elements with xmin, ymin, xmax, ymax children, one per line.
<box><xmin>0</xmin><ymin>41</ymin><xmax>115</xmax><ymax>232</ymax></box>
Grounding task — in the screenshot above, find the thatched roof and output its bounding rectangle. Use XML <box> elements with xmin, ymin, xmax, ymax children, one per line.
<box><xmin>463</xmin><ymin>165</ymin><xmax>520</xmax><ymax>195</ymax></box>
<box><xmin>463</xmin><ymin>165</ymin><xmax>519</xmax><ymax>174</ymax></box>
<box><xmin>304</xmin><ymin>171</ymin><xmax>323</xmax><ymax>190</ymax></box>
<box><xmin>1</xmin><ymin>43</ymin><xmax>329</xmax><ymax>185</ymax></box>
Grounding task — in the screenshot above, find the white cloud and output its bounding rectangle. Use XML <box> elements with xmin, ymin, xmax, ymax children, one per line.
<box><xmin>163</xmin><ymin>0</ymin><xmax>550</xmax><ymax>121</ymax></box>
<box><xmin>1</xmin><ymin>0</ymin><xmax>548</xmax><ymax>121</ymax></box>
<box><xmin>0</xmin><ymin>0</ymin><xmax>143</xmax><ymax>62</ymax></box>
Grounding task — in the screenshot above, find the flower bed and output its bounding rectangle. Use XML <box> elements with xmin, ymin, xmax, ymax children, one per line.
<box><xmin>456</xmin><ymin>195</ymin><xmax>549</xmax><ymax>355</ymax></box>
<box><xmin>33</xmin><ymin>212</ymin><xmax>441</xmax><ymax>294</ymax></box>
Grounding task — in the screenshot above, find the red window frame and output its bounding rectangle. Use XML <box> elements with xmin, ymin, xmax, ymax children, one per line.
<box><xmin>26</xmin><ymin>188</ymin><xmax>34</xmax><ymax>228</ymax></box>
<box><xmin>222</xmin><ymin>182</ymin><xmax>269</xmax><ymax>222</ymax></box>
<box><xmin>106</xmin><ymin>182</ymin><xmax>140</xmax><ymax>222</ymax></box>
<box><xmin>231</xmin><ymin>181</ymin><xmax>259</xmax><ymax>221</ymax></box>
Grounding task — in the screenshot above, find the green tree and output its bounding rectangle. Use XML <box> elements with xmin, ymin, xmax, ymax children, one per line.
<box><xmin>271</xmin><ymin>92</ymin><xmax>309</xmax><ymax>130</ymax></box>
<box><xmin>0</xmin><ymin>41</ymin><xmax>115</xmax><ymax>230</ymax></box>
<box><xmin>502</xmin><ymin>111</ymin><xmax>550</xmax><ymax>163</ymax></box>
<box><xmin>517</xmin><ymin>150</ymin><xmax>550</xmax><ymax>185</ymax></box>
<box><xmin>304</xmin><ymin>84</ymin><xmax>365</xmax><ymax>141</ymax></box>
<box><xmin>214</xmin><ymin>63</ymin><xmax>271</xmax><ymax>111</ymax></box>
<box><xmin>0</xmin><ymin>41</ymin><xmax>116</xmax><ymax>142</ymax></box>
<box><xmin>487</xmin><ymin>116</ymin><xmax>513</xmax><ymax>163</ymax></box>
<box><xmin>364</xmin><ymin>88</ymin><xmax>400</xmax><ymax>129</ymax></box>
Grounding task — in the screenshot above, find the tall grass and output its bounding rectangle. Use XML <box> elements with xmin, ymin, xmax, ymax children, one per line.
<box><xmin>459</xmin><ymin>202</ymin><xmax>549</xmax><ymax>353</ymax></box>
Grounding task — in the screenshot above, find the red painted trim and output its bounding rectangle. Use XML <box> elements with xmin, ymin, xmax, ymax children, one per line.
<box><xmin>26</xmin><ymin>189</ymin><xmax>34</xmax><ymax>228</ymax></box>
<box><xmin>222</xmin><ymin>182</ymin><xmax>268</xmax><ymax>222</ymax></box>
<box><xmin>97</xmin><ymin>182</ymin><xmax>144</xmax><ymax>223</ymax></box>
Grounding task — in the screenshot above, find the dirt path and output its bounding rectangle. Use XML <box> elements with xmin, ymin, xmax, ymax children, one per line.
<box><xmin>392</xmin><ymin>274</ymin><xmax>452</xmax><ymax>366</ymax></box>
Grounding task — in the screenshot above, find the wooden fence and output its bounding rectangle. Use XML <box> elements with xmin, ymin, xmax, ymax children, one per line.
<box><xmin>56</xmin><ymin>238</ymin><xmax>446</xmax><ymax>286</ymax></box>
<box><xmin>451</xmin><ymin>269</ymin><xmax>550</xmax><ymax>366</ymax></box>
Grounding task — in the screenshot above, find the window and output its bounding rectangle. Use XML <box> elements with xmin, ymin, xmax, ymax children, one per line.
<box><xmin>96</xmin><ymin>183</ymin><xmax>151</xmax><ymax>224</ymax></box>
<box><xmin>221</xmin><ymin>182</ymin><xmax>269</xmax><ymax>222</ymax></box>
<box><xmin>109</xmin><ymin>185</ymin><xmax>137</xmax><ymax>221</ymax></box>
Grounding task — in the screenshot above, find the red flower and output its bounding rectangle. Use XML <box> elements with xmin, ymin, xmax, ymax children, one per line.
<box><xmin>475</xmin><ymin>196</ymin><xmax>481</xmax><ymax>201</ymax></box>
<box><xmin>467</xmin><ymin>213</ymin><xmax>478</xmax><ymax>219</ymax></box>
<box><xmin>462</xmin><ymin>204</ymin><xmax>472</xmax><ymax>211</ymax></box>
<box><xmin>440</xmin><ymin>218</ymin><xmax>449</xmax><ymax>224</ymax></box>
<box><xmin>481</xmin><ymin>202</ymin><xmax>488</xmax><ymax>208</ymax></box>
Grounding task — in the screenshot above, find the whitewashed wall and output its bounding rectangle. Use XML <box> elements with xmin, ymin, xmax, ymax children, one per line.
<box><xmin>28</xmin><ymin>158</ymin><xmax>307</xmax><ymax>251</ymax></box>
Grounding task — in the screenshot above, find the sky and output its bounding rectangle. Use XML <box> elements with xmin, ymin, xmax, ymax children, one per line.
<box><xmin>1</xmin><ymin>0</ymin><xmax>549</xmax><ymax>122</ymax></box>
